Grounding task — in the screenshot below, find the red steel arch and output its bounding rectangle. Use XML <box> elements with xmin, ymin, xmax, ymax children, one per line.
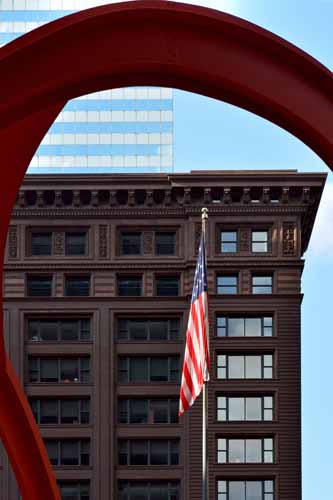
<box><xmin>0</xmin><ymin>1</ymin><xmax>333</xmax><ymax>498</ymax></box>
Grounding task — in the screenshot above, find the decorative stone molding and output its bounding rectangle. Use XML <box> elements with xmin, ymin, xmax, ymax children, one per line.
<box><xmin>262</xmin><ymin>187</ymin><xmax>270</xmax><ymax>204</ymax></box>
<box><xmin>184</xmin><ymin>188</ymin><xmax>191</xmax><ymax>205</ymax></box>
<box><xmin>8</xmin><ymin>226</ymin><xmax>18</xmax><ymax>259</ymax></box>
<box><xmin>239</xmin><ymin>227</ymin><xmax>250</xmax><ymax>252</ymax></box>
<box><xmin>164</xmin><ymin>189</ymin><xmax>171</xmax><ymax>206</ymax></box>
<box><xmin>204</xmin><ymin>188</ymin><xmax>211</xmax><ymax>204</ymax></box>
<box><xmin>282</xmin><ymin>222</ymin><xmax>297</xmax><ymax>256</ymax></box>
<box><xmin>99</xmin><ymin>225</ymin><xmax>108</xmax><ymax>258</ymax></box>
<box><xmin>55</xmin><ymin>190</ymin><xmax>63</xmax><ymax>207</ymax></box>
<box><xmin>223</xmin><ymin>187</ymin><xmax>232</xmax><ymax>204</ymax></box>
<box><xmin>36</xmin><ymin>190</ymin><xmax>44</xmax><ymax>207</ymax></box>
<box><xmin>110</xmin><ymin>190</ymin><xmax>117</xmax><ymax>207</ymax></box>
<box><xmin>241</xmin><ymin>187</ymin><xmax>251</xmax><ymax>204</ymax></box>
<box><xmin>143</xmin><ymin>231</ymin><xmax>154</xmax><ymax>254</ymax></box>
<box><xmin>146</xmin><ymin>190</ymin><xmax>154</xmax><ymax>207</ymax></box>
<box><xmin>282</xmin><ymin>187</ymin><xmax>289</xmax><ymax>204</ymax></box>
<box><xmin>91</xmin><ymin>190</ymin><xmax>99</xmax><ymax>207</ymax></box>
<box><xmin>73</xmin><ymin>190</ymin><xmax>81</xmax><ymax>207</ymax></box>
<box><xmin>128</xmin><ymin>190</ymin><xmax>136</xmax><ymax>207</ymax></box>
<box><xmin>53</xmin><ymin>231</ymin><xmax>64</xmax><ymax>256</ymax></box>
<box><xmin>302</xmin><ymin>187</ymin><xmax>310</xmax><ymax>204</ymax></box>
<box><xmin>17</xmin><ymin>191</ymin><xmax>26</xmax><ymax>207</ymax></box>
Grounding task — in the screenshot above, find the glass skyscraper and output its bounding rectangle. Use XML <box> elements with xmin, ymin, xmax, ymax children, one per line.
<box><xmin>0</xmin><ymin>0</ymin><xmax>174</xmax><ymax>173</ymax></box>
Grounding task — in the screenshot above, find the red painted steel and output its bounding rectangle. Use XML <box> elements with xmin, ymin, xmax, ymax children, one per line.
<box><xmin>0</xmin><ymin>1</ymin><xmax>332</xmax><ymax>499</ymax></box>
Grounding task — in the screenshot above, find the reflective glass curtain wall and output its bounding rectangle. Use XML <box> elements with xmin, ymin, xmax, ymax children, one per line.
<box><xmin>0</xmin><ymin>0</ymin><xmax>174</xmax><ymax>173</ymax></box>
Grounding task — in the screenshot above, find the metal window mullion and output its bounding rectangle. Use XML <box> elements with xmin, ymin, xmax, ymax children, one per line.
<box><xmin>168</xmin><ymin>356</ymin><xmax>171</xmax><ymax>382</ymax></box>
<box><xmin>244</xmin><ymin>355</ymin><xmax>247</xmax><ymax>378</ymax></box>
<box><xmin>58</xmin><ymin>399</ymin><xmax>61</xmax><ymax>424</ymax></box>
<box><xmin>57</xmin><ymin>319</ymin><xmax>60</xmax><ymax>341</ymax></box>
<box><xmin>148</xmin><ymin>357</ymin><xmax>151</xmax><ymax>382</ymax></box>
<box><xmin>127</xmin><ymin>357</ymin><xmax>130</xmax><ymax>382</ymax></box>
<box><xmin>127</xmin><ymin>399</ymin><xmax>130</xmax><ymax>424</ymax></box>
<box><xmin>58</xmin><ymin>358</ymin><xmax>61</xmax><ymax>382</ymax></box>
<box><xmin>148</xmin><ymin>439</ymin><xmax>151</xmax><ymax>466</ymax></box>
<box><xmin>57</xmin><ymin>440</ymin><xmax>61</xmax><ymax>466</ymax></box>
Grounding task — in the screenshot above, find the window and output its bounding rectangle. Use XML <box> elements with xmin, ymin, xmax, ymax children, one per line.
<box><xmin>155</xmin><ymin>276</ymin><xmax>180</xmax><ymax>296</ymax></box>
<box><xmin>45</xmin><ymin>439</ymin><xmax>90</xmax><ymax>466</ymax></box>
<box><xmin>217</xmin><ymin>480</ymin><xmax>274</xmax><ymax>500</ymax></box>
<box><xmin>155</xmin><ymin>232</ymin><xmax>176</xmax><ymax>255</ymax></box>
<box><xmin>119</xmin><ymin>398</ymin><xmax>178</xmax><ymax>424</ymax></box>
<box><xmin>118</xmin><ymin>276</ymin><xmax>142</xmax><ymax>296</ymax></box>
<box><xmin>65</xmin><ymin>232</ymin><xmax>87</xmax><ymax>256</ymax></box>
<box><xmin>30</xmin><ymin>399</ymin><xmax>90</xmax><ymax>425</ymax></box>
<box><xmin>217</xmin><ymin>354</ymin><xmax>273</xmax><ymax>379</ymax></box>
<box><xmin>28</xmin><ymin>318</ymin><xmax>91</xmax><ymax>341</ymax></box>
<box><xmin>217</xmin><ymin>396</ymin><xmax>273</xmax><ymax>421</ymax></box>
<box><xmin>217</xmin><ymin>438</ymin><xmax>274</xmax><ymax>463</ymax></box>
<box><xmin>120</xmin><ymin>232</ymin><xmax>142</xmax><ymax>255</ymax></box>
<box><xmin>118</xmin><ymin>357</ymin><xmax>179</xmax><ymax>383</ymax></box>
<box><xmin>252</xmin><ymin>275</ymin><xmax>273</xmax><ymax>294</ymax></box>
<box><xmin>31</xmin><ymin>232</ymin><xmax>52</xmax><ymax>256</ymax></box>
<box><xmin>27</xmin><ymin>275</ymin><xmax>52</xmax><ymax>297</ymax></box>
<box><xmin>217</xmin><ymin>275</ymin><xmax>238</xmax><ymax>294</ymax></box>
<box><xmin>252</xmin><ymin>231</ymin><xmax>269</xmax><ymax>252</ymax></box>
<box><xmin>118</xmin><ymin>481</ymin><xmax>180</xmax><ymax>500</ymax></box>
<box><xmin>216</xmin><ymin>316</ymin><xmax>273</xmax><ymax>337</ymax></box>
<box><xmin>58</xmin><ymin>481</ymin><xmax>90</xmax><ymax>500</ymax></box>
<box><xmin>117</xmin><ymin>318</ymin><xmax>180</xmax><ymax>341</ymax></box>
<box><xmin>118</xmin><ymin>440</ymin><xmax>179</xmax><ymax>466</ymax></box>
<box><xmin>65</xmin><ymin>276</ymin><xmax>90</xmax><ymax>296</ymax></box>
<box><xmin>220</xmin><ymin>231</ymin><xmax>237</xmax><ymax>253</ymax></box>
<box><xmin>28</xmin><ymin>357</ymin><xmax>90</xmax><ymax>383</ymax></box>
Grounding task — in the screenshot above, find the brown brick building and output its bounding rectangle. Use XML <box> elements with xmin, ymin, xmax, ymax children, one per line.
<box><xmin>0</xmin><ymin>170</ymin><xmax>326</xmax><ymax>500</ymax></box>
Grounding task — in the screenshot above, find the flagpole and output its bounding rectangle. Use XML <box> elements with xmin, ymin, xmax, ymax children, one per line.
<box><xmin>201</xmin><ymin>207</ymin><xmax>209</xmax><ymax>500</ymax></box>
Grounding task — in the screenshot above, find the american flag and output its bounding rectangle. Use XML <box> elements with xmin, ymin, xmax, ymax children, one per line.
<box><xmin>179</xmin><ymin>232</ymin><xmax>210</xmax><ymax>416</ymax></box>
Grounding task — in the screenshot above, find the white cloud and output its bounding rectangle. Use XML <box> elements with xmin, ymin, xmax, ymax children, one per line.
<box><xmin>307</xmin><ymin>181</ymin><xmax>333</xmax><ymax>257</ymax></box>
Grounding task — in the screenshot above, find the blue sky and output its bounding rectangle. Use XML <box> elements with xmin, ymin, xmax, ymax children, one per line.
<box><xmin>173</xmin><ymin>1</ymin><xmax>333</xmax><ymax>498</ymax></box>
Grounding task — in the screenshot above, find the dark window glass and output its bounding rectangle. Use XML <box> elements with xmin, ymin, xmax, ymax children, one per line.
<box><xmin>65</xmin><ymin>276</ymin><xmax>90</xmax><ymax>297</ymax></box>
<box><xmin>119</xmin><ymin>440</ymin><xmax>179</xmax><ymax>466</ymax></box>
<box><xmin>45</xmin><ymin>440</ymin><xmax>90</xmax><ymax>466</ymax></box>
<box><xmin>221</xmin><ymin>231</ymin><xmax>237</xmax><ymax>253</ymax></box>
<box><xmin>40</xmin><ymin>400</ymin><xmax>58</xmax><ymax>424</ymax></box>
<box><xmin>217</xmin><ymin>438</ymin><xmax>273</xmax><ymax>463</ymax></box>
<box><xmin>156</xmin><ymin>276</ymin><xmax>179</xmax><ymax>296</ymax></box>
<box><xmin>118</xmin><ymin>357</ymin><xmax>179</xmax><ymax>383</ymax></box>
<box><xmin>216</xmin><ymin>316</ymin><xmax>273</xmax><ymax>337</ymax></box>
<box><xmin>217</xmin><ymin>275</ymin><xmax>238</xmax><ymax>294</ymax></box>
<box><xmin>118</xmin><ymin>318</ymin><xmax>179</xmax><ymax>341</ymax></box>
<box><xmin>252</xmin><ymin>231</ymin><xmax>269</xmax><ymax>252</ymax></box>
<box><xmin>120</xmin><ymin>232</ymin><xmax>142</xmax><ymax>255</ymax></box>
<box><xmin>31</xmin><ymin>232</ymin><xmax>52</xmax><ymax>256</ymax></box>
<box><xmin>28</xmin><ymin>319</ymin><xmax>91</xmax><ymax>342</ymax></box>
<box><xmin>252</xmin><ymin>275</ymin><xmax>273</xmax><ymax>294</ymax></box>
<box><xmin>119</xmin><ymin>398</ymin><xmax>179</xmax><ymax>424</ymax></box>
<box><xmin>28</xmin><ymin>358</ymin><xmax>90</xmax><ymax>383</ymax></box>
<box><xmin>27</xmin><ymin>276</ymin><xmax>52</xmax><ymax>297</ymax></box>
<box><xmin>118</xmin><ymin>481</ymin><xmax>180</xmax><ymax>500</ymax></box>
<box><xmin>65</xmin><ymin>232</ymin><xmax>87</xmax><ymax>256</ymax></box>
<box><xmin>155</xmin><ymin>232</ymin><xmax>176</xmax><ymax>255</ymax></box>
<box><xmin>58</xmin><ymin>482</ymin><xmax>90</xmax><ymax>500</ymax></box>
<box><xmin>118</xmin><ymin>276</ymin><xmax>142</xmax><ymax>296</ymax></box>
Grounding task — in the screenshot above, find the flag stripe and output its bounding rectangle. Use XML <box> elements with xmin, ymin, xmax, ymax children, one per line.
<box><xmin>179</xmin><ymin>232</ymin><xmax>210</xmax><ymax>416</ymax></box>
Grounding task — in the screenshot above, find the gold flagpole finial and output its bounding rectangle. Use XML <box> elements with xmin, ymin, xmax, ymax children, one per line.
<box><xmin>201</xmin><ymin>207</ymin><xmax>208</xmax><ymax>219</ymax></box>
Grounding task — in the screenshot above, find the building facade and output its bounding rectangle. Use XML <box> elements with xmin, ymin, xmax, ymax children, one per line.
<box><xmin>0</xmin><ymin>170</ymin><xmax>326</xmax><ymax>499</ymax></box>
<box><xmin>0</xmin><ymin>1</ymin><xmax>173</xmax><ymax>174</ymax></box>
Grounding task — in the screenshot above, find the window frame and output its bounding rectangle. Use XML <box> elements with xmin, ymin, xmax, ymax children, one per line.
<box><xmin>118</xmin><ymin>398</ymin><xmax>179</xmax><ymax>424</ymax></box>
<box><xmin>65</xmin><ymin>231</ymin><xmax>88</xmax><ymax>256</ymax></box>
<box><xmin>26</xmin><ymin>274</ymin><xmax>53</xmax><ymax>297</ymax></box>
<box><xmin>117</xmin><ymin>317</ymin><xmax>180</xmax><ymax>341</ymax></box>
<box><xmin>58</xmin><ymin>481</ymin><xmax>90</xmax><ymax>500</ymax></box>
<box><xmin>155</xmin><ymin>231</ymin><xmax>177</xmax><ymax>256</ymax></box>
<box><xmin>30</xmin><ymin>398</ymin><xmax>90</xmax><ymax>425</ymax></box>
<box><xmin>216</xmin><ymin>395</ymin><xmax>274</xmax><ymax>422</ymax></box>
<box><xmin>44</xmin><ymin>439</ymin><xmax>90</xmax><ymax>466</ymax></box>
<box><xmin>216</xmin><ymin>315</ymin><xmax>274</xmax><ymax>338</ymax></box>
<box><xmin>216</xmin><ymin>354</ymin><xmax>274</xmax><ymax>380</ymax></box>
<box><xmin>217</xmin><ymin>479</ymin><xmax>274</xmax><ymax>500</ymax></box>
<box><xmin>30</xmin><ymin>231</ymin><xmax>52</xmax><ymax>256</ymax></box>
<box><xmin>118</xmin><ymin>480</ymin><xmax>180</xmax><ymax>500</ymax></box>
<box><xmin>252</xmin><ymin>274</ymin><xmax>274</xmax><ymax>294</ymax></box>
<box><xmin>118</xmin><ymin>356</ymin><xmax>180</xmax><ymax>383</ymax></box>
<box><xmin>118</xmin><ymin>439</ymin><xmax>180</xmax><ymax>466</ymax></box>
<box><xmin>217</xmin><ymin>437</ymin><xmax>274</xmax><ymax>464</ymax></box>
<box><xmin>117</xmin><ymin>275</ymin><xmax>143</xmax><ymax>297</ymax></box>
<box><xmin>220</xmin><ymin>230</ymin><xmax>238</xmax><ymax>254</ymax></box>
<box><xmin>216</xmin><ymin>274</ymin><xmax>238</xmax><ymax>295</ymax></box>
<box><xmin>27</xmin><ymin>317</ymin><xmax>91</xmax><ymax>342</ymax></box>
<box><xmin>28</xmin><ymin>356</ymin><xmax>91</xmax><ymax>384</ymax></box>
<box><xmin>120</xmin><ymin>231</ymin><xmax>143</xmax><ymax>256</ymax></box>
<box><xmin>251</xmin><ymin>229</ymin><xmax>270</xmax><ymax>253</ymax></box>
<box><xmin>155</xmin><ymin>275</ymin><xmax>180</xmax><ymax>297</ymax></box>
<box><xmin>64</xmin><ymin>275</ymin><xmax>91</xmax><ymax>297</ymax></box>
